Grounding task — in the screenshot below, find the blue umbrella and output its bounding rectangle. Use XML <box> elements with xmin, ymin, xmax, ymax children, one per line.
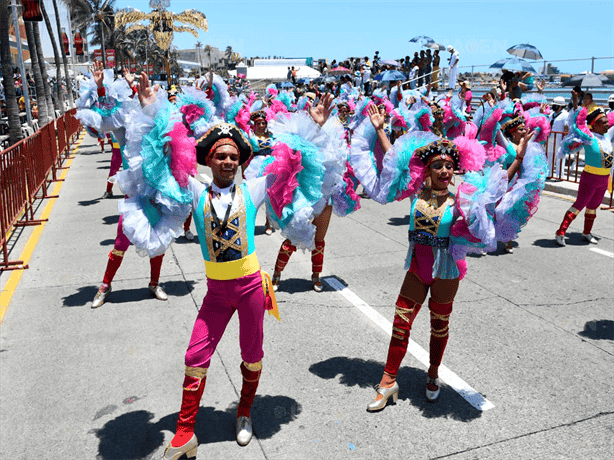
<box><xmin>490</xmin><ymin>57</ymin><xmax>536</xmax><ymax>73</ymax></box>
<box><xmin>507</xmin><ymin>43</ymin><xmax>543</xmax><ymax>60</ymax></box>
<box><xmin>409</xmin><ymin>35</ymin><xmax>435</xmax><ymax>44</ymax></box>
<box><xmin>297</xmin><ymin>77</ymin><xmax>311</xmax><ymax>84</ymax></box>
<box><xmin>279</xmin><ymin>81</ymin><xmax>294</xmax><ymax>88</ymax></box>
<box><xmin>374</xmin><ymin>70</ymin><xmax>406</xmax><ymax>82</ymax></box>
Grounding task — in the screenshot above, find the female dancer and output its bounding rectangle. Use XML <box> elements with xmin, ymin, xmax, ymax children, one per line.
<box><xmin>351</xmin><ymin>103</ymin><xmax>546</xmax><ymax>409</ymax></box>
<box><xmin>75</xmin><ymin>62</ymin><xmax>169</xmax><ymax>308</ymax></box>
<box><xmin>270</xmin><ymin>99</ymin><xmax>359</xmax><ymax>293</ymax></box>
<box><xmin>244</xmin><ymin>110</ymin><xmax>275</xmax><ymax>234</ymax></box>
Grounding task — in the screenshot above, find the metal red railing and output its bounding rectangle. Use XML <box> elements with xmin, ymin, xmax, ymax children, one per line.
<box><xmin>1</xmin><ymin>112</ymin><xmax>82</xmax><ymax>271</ymax></box>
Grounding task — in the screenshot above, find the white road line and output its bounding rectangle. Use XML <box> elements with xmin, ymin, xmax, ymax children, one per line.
<box><xmin>323</xmin><ymin>277</ymin><xmax>495</xmax><ymax>412</ymax></box>
<box><xmin>199</xmin><ymin>173</ymin><xmax>212</xmax><ymax>184</ymax></box>
<box><xmin>590</xmin><ymin>248</ymin><xmax>614</xmax><ymax>258</ymax></box>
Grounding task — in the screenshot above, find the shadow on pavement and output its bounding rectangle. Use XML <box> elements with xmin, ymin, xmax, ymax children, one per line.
<box><xmin>100</xmin><ymin>239</ymin><xmax>115</xmax><ymax>246</ymax></box>
<box><xmin>579</xmin><ymin>319</ymin><xmax>614</xmax><ymax>340</ymax></box>
<box><xmin>98</xmin><ymin>166</ymin><xmax>110</xmax><ymax>170</ymax></box>
<box><xmin>78</xmin><ymin>198</ymin><xmax>101</xmax><ymax>207</ymax></box>
<box><xmin>98</xmin><ymin>159</ymin><xmax>111</xmax><ymax>163</ymax></box>
<box><xmin>388</xmin><ymin>215</ymin><xmax>410</xmax><ymax>226</ymax></box>
<box><xmin>533</xmin><ymin>233</ymin><xmax>592</xmax><ymax>248</ymax></box>
<box><xmin>103</xmin><ymin>215</ymin><xmax>120</xmax><ymax>225</ymax></box>
<box><xmin>94</xmin><ymin>410</ymin><xmax>165</xmax><ymax>460</ymax></box>
<box><xmin>276</xmin><ymin>277</ymin><xmax>318</xmax><ymax>294</ymax></box>
<box><xmin>92</xmin><ymin>395</ymin><xmax>303</xmax><ymax>458</ymax></box>
<box><xmin>309</xmin><ymin>356</ymin><xmax>482</xmax><ymax>422</ymax></box>
<box><xmin>62</xmin><ymin>281</ymin><xmax>195</xmax><ymax>307</ymax></box>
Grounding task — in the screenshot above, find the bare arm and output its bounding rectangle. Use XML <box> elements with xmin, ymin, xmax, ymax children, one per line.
<box><xmin>368</xmin><ymin>104</ymin><xmax>392</xmax><ymax>152</ymax></box>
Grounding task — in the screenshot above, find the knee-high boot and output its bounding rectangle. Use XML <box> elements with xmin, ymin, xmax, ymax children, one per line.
<box><xmin>149</xmin><ymin>254</ymin><xmax>164</xmax><ymax>287</ymax></box>
<box><xmin>169</xmin><ymin>367</ymin><xmax>207</xmax><ymax>450</ymax></box>
<box><xmin>368</xmin><ymin>296</ymin><xmax>421</xmax><ymax>411</ymax></box>
<box><xmin>102</xmin><ymin>249</ymin><xmax>124</xmax><ymax>286</ymax></box>
<box><xmin>237</xmin><ymin>361</ymin><xmax>262</xmax><ymax>419</ymax></box>
<box><xmin>583</xmin><ymin>209</ymin><xmax>597</xmax><ymax>235</ymax></box>
<box><xmin>236</xmin><ymin>361</ymin><xmax>262</xmax><ymax>446</ymax></box>
<box><xmin>311</xmin><ymin>240</ymin><xmax>325</xmax><ymax>275</ymax></box>
<box><xmin>556</xmin><ymin>208</ymin><xmax>579</xmax><ymax>236</ymax></box>
<box><xmin>383</xmin><ymin>295</ymin><xmax>422</xmax><ymax>379</ymax></box>
<box><xmin>274</xmin><ymin>240</ymin><xmax>296</xmax><ymax>273</ymax></box>
<box><xmin>429</xmin><ymin>299</ymin><xmax>453</xmax><ymax>368</ymax></box>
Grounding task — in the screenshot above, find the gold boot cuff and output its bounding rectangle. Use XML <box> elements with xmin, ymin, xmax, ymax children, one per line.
<box><xmin>185</xmin><ymin>366</ymin><xmax>208</xmax><ymax>379</ymax></box>
<box><xmin>111</xmin><ymin>249</ymin><xmax>125</xmax><ymax>257</ymax></box>
<box><xmin>243</xmin><ymin>360</ymin><xmax>262</xmax><ymax>372</ymax></box>
<box><xmin>586</xmin><ymin>208</ymin><xmax>598</xmax><ymax>215</ymax></box>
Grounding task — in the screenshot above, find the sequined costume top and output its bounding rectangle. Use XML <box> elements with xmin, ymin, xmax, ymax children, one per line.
<box><xmin>254</xmin><ymin>134</ymin><xmax>274</xmax><ymax>156</ymax></box>
<box><xmin>193</xmin><ymin>182</ymin><xmax>258</xmax><ymax>263</ymax></box>
<box><xmin>404</xmin><ymin>192</ymin><xmax>461</xmax><ymax>280</ymax></box>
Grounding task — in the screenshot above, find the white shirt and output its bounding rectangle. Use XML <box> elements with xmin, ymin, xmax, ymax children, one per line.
<box><xmin>449</xmin><ymin>51</ymin><xmax>459</xmax><ymax>68</ymax></box>
<box><xmin>549</xmin><ymin>108</ymin><xmax>569</xmax><ymax>133</ymax></box>
<box><xmin>187</xmin><ymin>176</ymin><xmax>268</xmax><ymax>217</ymax></box>
<box><xmin>362</xmin><ymin>67</ymin><xmax>371</xmax><ymax>83</ymax></box>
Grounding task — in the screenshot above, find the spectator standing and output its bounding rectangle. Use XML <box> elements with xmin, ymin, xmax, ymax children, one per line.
<box><xmin>447</xmin><ymin>46</ymin><xmax>459</xmax><ymax>89</ymax></box>
<box><xmin>547</xmin><ymin>96</ymin><xmax>569</xmax><ymax>177</ymax></box>
<box><xmin>424</xmin><ymin>49</ymin><xmax>432</xmax><ymax>85</ymax></box>
<box><xmin>362</xmin><ymin>64</ymin><xmax>372</xmax><ymax>96</ymax></box>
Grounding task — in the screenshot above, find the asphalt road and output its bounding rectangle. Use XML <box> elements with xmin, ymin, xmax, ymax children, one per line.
<box><xmin>1</xmin><ymin>133</ymin><xmax>612</xmax><ymax>459</ymax></box>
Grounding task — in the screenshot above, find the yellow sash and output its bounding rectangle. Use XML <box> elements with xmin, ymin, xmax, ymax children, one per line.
<box><xmin>584</xmin><ymin>164</ymin><xmax>611</xmax><ymax>176</ymax></box>
<box><xmin>204</xmin><ymin>253</ymin><xmax>279</xmax><ymax>321</ymax></box>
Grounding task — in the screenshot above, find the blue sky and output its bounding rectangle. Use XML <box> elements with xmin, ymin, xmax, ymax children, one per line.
<box><xmin>115</xmin><ymin>0</ymin><xmax>614</xmax><ymax>74</ymax></box>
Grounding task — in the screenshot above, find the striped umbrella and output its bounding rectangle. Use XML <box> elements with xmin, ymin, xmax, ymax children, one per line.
<box><xmin>490</xmin><ymin>57</ymin><xmax>536</xmax><ymax>73</ymax></box>
<box><xmin>506</xmin><ymin>44</ymin><xmax>543</xmax><ymax>60</ymax></box>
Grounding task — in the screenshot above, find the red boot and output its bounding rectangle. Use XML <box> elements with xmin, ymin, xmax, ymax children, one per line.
<box><xmin>272</xmin><ymin>240</ymin><xmax>296</xmax><ymax>290</ymax></box>
<box><xmin>556</xmin><ymin>208</ymin><xmax>579</xmax><ymax>246</ymax></box>
<box><xmin>429</xmin><ymin>299</ymin><xmax>453</xmax><ymax>368</ymax></box>
<box><xmin>383</xmin><ymin>296</ymin><xmax>422</xmax><ymax>377</ymax></box>
<box><xmin>582</xmin><ymin>210</ymin><xmax>597</xmax><ymax>243</ymax></box>
<box><xmin>149</xmin><ymin>255</ymin><xmax>167</xmax><ymax>300</ymax></box>
<box><xmin>368</xmin><ymin>296</ymin><xmax>421</xmax><ymax>412</ymax></box>
<box><xmin>170</xmin><ymin>367</ymin><xmax>207</xmax><ymax>448</ymax></box>
<box><xmin>311</xmin><ymin>240</ymin><xmax>325</xmax><ymax>292</ymax></box>
<box><xmin>236</xmin><ymin>361</ymin><xmax>262</xmax><ymax>446</ymax></box>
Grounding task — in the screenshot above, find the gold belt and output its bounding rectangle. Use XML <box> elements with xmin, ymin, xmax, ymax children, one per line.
<box><xmin>205</xmin><ymin>252</ymin><xmax>260</xmax><ymax>280</ymax></box>
<box><xmin>584</xmin><ymin>165</ymin><xmax>611</xmax><ymax>176</ymax></box>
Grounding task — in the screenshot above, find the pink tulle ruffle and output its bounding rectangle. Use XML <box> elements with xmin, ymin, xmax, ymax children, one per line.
<box><xmin>263</xmin><ymin>142</ymin><xmax>303</xmax><ymax>218</ymax></box>
<box><xmin>168</xmin><ymin>121</ymin><xmax>197</xmax><ymax>188</ymax></box>
<box><xmin>456</xmin><ymin>136</ymin><xmax>486</xmax><ymax>172</ymax></box>
<box><xmin>180</xmin><ymin>104</ymin><xmax>205</xmax><ymax>125</ymax></box>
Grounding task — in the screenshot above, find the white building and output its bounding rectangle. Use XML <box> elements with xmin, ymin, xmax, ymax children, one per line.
<box><xmin>232</xmin><ymin>58</ymin><xmax>320</xmax><ymax>82</ymax></box>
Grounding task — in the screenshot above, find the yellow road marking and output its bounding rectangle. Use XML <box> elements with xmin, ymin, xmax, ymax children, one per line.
<box><xmin>1</xmin><ymin>134</ymin><xmax>84</xmax><ymax>323</ymax></box>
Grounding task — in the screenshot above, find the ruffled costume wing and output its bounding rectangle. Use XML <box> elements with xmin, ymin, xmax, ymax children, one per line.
<box><xmin>494</xmin><ymin>142</ymin><xmax>549</xmax><ymax>242</ymax></box>
<box><xmin>75</xmin><ymin>69</ymin><xmax>139</xmax><ymax>135</ymax></box>
<box><xmin>264</xmin><ymin>112</ymin><xmax>345</xmax><ymax>250</ymax></box>
<box><xmin>116</xmin><ymin>90</ymin><xmax>217</xmax><ymax>257</ymax></box>
<box><xmin>556</xmin><ymin>107</ymin><xmax>595</xmax><ymax>161</ymax></box>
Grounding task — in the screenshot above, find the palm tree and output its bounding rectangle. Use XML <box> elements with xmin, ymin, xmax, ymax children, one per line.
<box><xmin>40</xmin><ymin>0</ymin><xmax>64</xmax><ymax>113</ymax></box>
<box><xmin>68</xmin><ymin>0</ymin><xmax>116</xmax><ymax>66</ymax></box>
<box><xmin>225</xmin><ymin>46</ymin><xmax>233</xmax><ymax>61</ymax></box>
<box><xmin>0</xmin><ymin>0</ymin><xmax>23</xmax><ymax>145</ymax></box>
<box><xmin>115</xmin><ymin>6</ymin><xmax>207</xmax><ymax>85</ymax></box>
<box><xmin>194</xmin><ymin>40</ymin><xmax>202</xmax><ymax>75</ymax></box>
<box><xmin>23</xmin><ymin>21</ymin><xmax>50</xmax><ymax>125</ymax></box>
<box><xmin>53</xmin><ymin>1</ymin><xmax>75</xmax><ymax>107</ymax></box>
<box><xmin>204</xmin><ymin>44</ymin><xmax>213</xmax><ymax>71</ymax></box>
